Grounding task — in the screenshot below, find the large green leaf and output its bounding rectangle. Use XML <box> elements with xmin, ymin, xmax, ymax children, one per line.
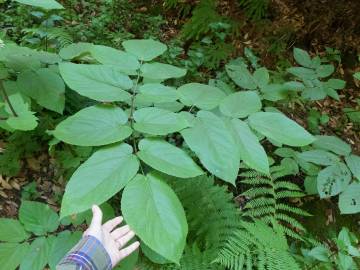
<box><xmin>122</xmin><ymin>39</ymin><xmax>167</xmax><ymax>61</ymax></box>
<box><xmin>293</xmin><ymin>48</ymin><xmax>313</xmax><ymax>68</ymax></box>
<box><xmin>137</xmin><ymin>138</ymin><xmax>204</xmax><ymax>178</ymax></box>
<box><xmin>137</xmin><ymin>83</ymin><xmax>178</xmax><ymax>103</ymax></box>
<box><xmin>248</xmin><ymin>112</ymin><xmax>315</xmax><ymax>147</ymax></box>
<box><xmin>345</xmin><ymin>155</ymin><xmax>360</xmax><ymax>181</ymax></box>
<box><xmin>59</xmin><ymin>63</ymin><xmax>133</xmax><ymax>102</ymax></box>
<box><xmin>231</xmin><ymin>119</ymin><xmax>269</xmax><ymax>175</ymax></box>
<box><xmin>121</xmin><ymin>173</ymin><xmax>187</xmax><ymax>264</ymax></box>
<box><xmin>312</xmin><ymin>135</ymin><xmax>351</xmax><ymax>156</ymax></box>
<box><xmin>19</xmin><ymin>201</ymin><xmax>59</xmax><ymax>236</ymax></box>
<box><xmin>90</xmin><ymin>45</ymin><xmax>140</xmax><ymax>75</ymax></box>
<box><xmin>0</xmin><ymin>242</ymin><xmax>30</xmax><ymax>270</ymax></box>
<box><xmin>53</xmin><ymin>105</ymin><xmax>132</xmax><ymax>146</ymax></box>
<box><xmin>339</xmin><ymin>183</ymin><xmax>360</xmax><ymax>214</ymax></box>
<box><xmin>177</xmin><ymin>83</ymin><xmax>226</xmax><ymax>110</ymax></box>
<box><xmin>5</xmin><ymin>93</ymin><xmax>38</xmax><ymax>131</ymax></box>
<box><xmin>17</xmin><ymin>68</ymin><xmax>65</xmax><ymax>113</ymax></box>
<box><xmin>59</xmin><ymin>42</ymin><xmax>93</xmax><ymax>60</ymax></box>
<box><xmin>61</xmin><ymin>143</ymin><xmax>139</xmax><ymax>218</ymax></box>
<box><xmin>20</xmin><ymin>237</ymin><xmax>51</xmax><ymax>270</ymax></box>
<box><xmin>297</xmin><ymin>150</ymin><xmax>340</xmax><ymax>166</ymax></box>
<box><xmin>220</xmin><ymin>91</ymin><xmax>262</xmax><ymax>118</ymax></box>
<box><xmin>225</xmin><ymin>63</ymin><xmax>257</xmax><ymax>90</ymax></box>
<box><xmin>48</xmin><ymin>231</ymin><xmax>82</xmax><ymax>270</ymax></box>
<box><xmin>140</xmin><ymin>62</ymin><xmax>187</xmax><ymax>80</ymax></box>
<box><xmin>14</xmin><ymin>0</ymin><xmax>64</xmax><ymax>10</ymax></box>
<box><xmin>181</xmin><ymin>111</ymin><xmax>240</xmax><ymax>185</ymax></box>
<box><xmin>317</xmin><ymin>163</ymin><xmax>352</xmax><ymax>198</ymax></box>
<box><xmin>133</xmin><ymin>107</ymin><xmax>188</xmax><ymax>135</ymax></box>
<box><xmin>253</xmin><ymin>68</ymin><xmax>270</xmax><ymax>88</ymax></box>
<box><xmin>0</xmin><ymin>218</ymin><xmax>29</xmax><ymax>242</ymax></box>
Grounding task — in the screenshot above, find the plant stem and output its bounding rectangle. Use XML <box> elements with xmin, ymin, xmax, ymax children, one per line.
<box><xmin>129</xmin><ymin>61</ymin><xmax>143</xmax><ymax>153</ymax></box>
<box><xmin>0</xmin><ymin>81</ymin><xmax>17</xmax><ymax>117</ymax></box>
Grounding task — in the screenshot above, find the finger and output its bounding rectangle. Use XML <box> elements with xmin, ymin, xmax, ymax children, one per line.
<box><xmin>111</xmin><ymin>225</ymin><xmax>130</xmax><ymax>240</ymax></box>
<box><xmin>118</xmin><ymin>241</ymin><xmax>140</xmax><ymax>261</ymax></box>
<box><xmin>116</xmin><ymin>230</ymin><xmax>135</xmax><ymax>249</ymax></box>
<box><xmin>103</xmin><ymin>216</ymin><xmax>123</xmax><ymax>232</ymax></box>
<box><xmin>88</xmin><ymin>205</ymin><xmax>103</xmax><ymax>233</ymax></box>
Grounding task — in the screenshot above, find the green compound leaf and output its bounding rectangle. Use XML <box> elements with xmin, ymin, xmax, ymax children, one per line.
<box><xmin>317</xmin><ymin>163</ymin><xmax>352</xmax><ymax>198</ymax></box>
<box><xmin>90</xmin><ymin>45</ymin><xmax>140</xmax><ymax>75</ymax></box>
<box><xmin>248</xmin><ymin>112</ymin><xmax>315</xmax><ymax>147</ymax></box>
<box><xmin>122</xmin><ymin>39</ymin><xmax>167</xmax><ymax>61</ymax></box>
<box><xmin>17</xmin><ymin>68</ymin><xmax>65</xmax><ymax>114</ymax></box>
<box><xmin>0</xmin><ymin>218</ymin><xmax>29</xmax><ymax>242</ymax></box>
<box><xmin>59</xmin><ymin>63</ymin><xmax>133</xmax><ymax>102</ymax></box>
<box><xmin>53</xmin><ymin>105</ymin><xmax>131</xmax><ymax>146</ymax></box>
<box><xmin>231</xmin><ymin>119</ymin><xmax>269</xmax><ymax>175</ymax></box>
<box><xmin>133</xmin><ymin>107</ymin><xmax>188</xmax><ymax>135</ymax></box>
<box><xmin>345</xmin><ymin>155</ymin><xmax>360</xmax><ymax>181</ymax></box>
<box><xmin>48</xmin><ymin>231</ymin><xmax>82</xmax><ymax>270</ymax></box>
<box><xmin>312</xmin><ymin>135</ymin><xmax>351</xmax><ymax>156</ymax></box>
<box><xmin>121</xmin><ymin>173</ymin><xmax>187</xmax><ymax>264</ymax></box>
<box><xmin>181</xmin><ymin>111</ymin><xmax>240</xmax><ymax>185</ymax></box>
<box><xmin>0</xmin><ymin>242</ymin><xmax>30</xmax><ymax>270</ymax></box>
<box><xmin>140</xmin><ymin>62</ymin><xmax>187</xmax><ymax>81</ymax></box>
<box><xmin>59</xmin><ymin>42</ymin><xmax>93</xmax><ymax>60</ymax></box>
<box><xmin>14</xmin><ymin>0</ymin><xmax>64</xmax><ymax>10</ymax></box>
<box><xmin>297</xmin><ymin>150</ymin><xmax>340</xmax><ymax>166</ymax></box>
<box><xmin>220</xmin><ymin>91</ymin><xmax>262</xmax><ymax>118</ymax></box>
<box><xmin>60</xmin><ymin>143</ymin><xmax>139</xmax><ymax>218</ymax></box>
<box><xmin>225</xmin><ymin>63</ymin><xmax>257</xmax><ymax>90</ymax></box>
<box><xmin>137</xmin><ymin>138</ymin><xmax>204</xmax><ymax>178</ymax></box>
<box><xmin>19</xmin><ymin>201</ymin><xmax>59</xmax><ymax>236</ymax></box>
<box><xmin>19</xmin><ymin>237</ymin><xmax>51</xmax><ymax>270</ymax></box>
<box><xmin>339</xmin><ymin>183</ymin><xmax>360</xmax><ymax>214</ymax></box>
<box><xmin>293</xmin><ymin>48</ymin><xmax>313</xmax><ymax>68</ymax></box>
<box><xmin>178</xmin><ymin>83</ymin><xmax>226</xmax><ymax>110</ymax></box>
<box><xmin>137</xmin><ymin>83</ymin><xmax>178</xmax><ymax>104</ymax></box>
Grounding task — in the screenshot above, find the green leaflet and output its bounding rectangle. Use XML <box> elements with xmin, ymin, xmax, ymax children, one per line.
<box><xmin>0</xmin><ymin>242</ymin><xmax>30</xmax><ymax>270</ymax></box>
<box><xmin>345</xmin><ymin>155</ymin><xmax>360</xmax><ymax>181</ymax></box>
<box><xmin>317</xmin><ymin>163</ymin><xmax>352</xmax><ymax>198</ymax></box>
<box><xmin>178</xmin><ymin>83</ymin><xmax>226</xmax><ymax>110</ymax></box>
<box><xmin>59</xmin><ymin>42</ymin><xmax>93</xmax><ymax>60</ymax></box>
<box><xmin>0</xmin><ymin>218</ymin><xmax>29</xmax><ymax>243</ymax></box>
<box><xmin>20</xmin><ymin>237</ymin><xmax>52</xmax><ymax>270</ymax></box>
<box><xmin>297</xmin><ymin>150</ymin><xmax>340</xmax><ymax>166</ymax></box>
<box><xmin>90</xmin><ymin>45</ymin><xmax>140</xmax><ymax>75</ymax></box>
<box><xmin>122</xmin><ymin>39</ymin><xmax>167</xmax><ymax>61</ymax></box>
<box><xmin>312</xmin><ymin>135</ymin><xmax>351</xmax><ymax>156</ymax></box>
<box><xmin>19</xmin><ymin>201</ymin><xmax>59</xmax><ymax>236</ymax></box>
<box><xmin>339</xmin><ymin>183</ymin><xmax>360</xmax><ymax>214</ymax></box>
<box><xmin>121</xmin><ymin>173</ymin><xmax>187</xmax><ymax>264</ymax></box>
<box><xmin>53</xmin><ymin>105</ymin><xmax>132</xmax><ymax>146</ymax></box>
<box><xmin>14</xmin><ymin>0</ymin><xmax>64</xmax><ymax>10</ymax></box>
<box><xmin>48</xmin><ymin>231</ymin><xmax>82</xmax><ymax>270</ymax></box>
<box><xmin>137</xmin><ymin>83</ymin><xmax>178</xmax><ymax>103</ymax></box>
<box><xmin>231</xmin><ymin>119</ymin><xmax>269</xmax><ymax>175</ymax></box>
<box><xmin>17</xmin><ymin>68</ymin><xmax>65</xmax><ymax>114</ymax></box>
<box><xmin>248</xmin><ymin>112</ymin><xmax>315</xmax><ymax>147</ymax></box>
<box><xmin>253</xmin><ymin>67</ymin><xmax>270</xmax><ymax>88</ymax></box>
<box><xmin>181</xmin><ymin>111</ymin><xmax>240</xmax><ymax>185</ymax></box>
<box><xmin>60</xmin><ymin>143</ymin><xmax>139</xmax><ymax>218</ymax></box>
<box><xmin>133</xmin><ymin>107</ymin><xmax>188</xmax><ymax>135</ymax></box>
<box><xmin>225</xmin><ymin>63</ymin><xmax>257</xmax><ymax>89</ymax></box>
<box><xmin>140</xmin><ymin>62</ymin><xmax>187</xmax><ymax>81</ymax></box>
<box><xmin>293</xmin><ymin>48</ymin><xmax>313</xmax><ymax>68</ymax></box>
<box><xmin>59</xmin><ymin>63</ymin><xmax>133</xmax><ymax>102</ymax></box>
<box><xmin>137</xmin><ymin>138</ymin><xmax>204</xmax><ymax>178</ymax></box>
<box><xmin>219</xmin><ymin>91</ymin><xmax>262</xmax><ymax>118</ymax></box>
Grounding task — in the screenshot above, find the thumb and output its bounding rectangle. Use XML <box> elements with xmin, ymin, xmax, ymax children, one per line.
<box><xmin>88</xmin><ymin>205</ymin><xmax>103</xmax><ymax>233</ymax></box>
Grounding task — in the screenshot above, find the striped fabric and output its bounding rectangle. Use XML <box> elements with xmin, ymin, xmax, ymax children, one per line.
<box><xmin>57</xmin><ymin>235</ymin><xmax>112</xmax><ymax>270</ymax></box>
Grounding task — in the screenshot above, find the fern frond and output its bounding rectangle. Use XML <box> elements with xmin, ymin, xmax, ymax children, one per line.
<box><xmin>274</xmin><ymin>181</ymin><xmax>302</xmax><ymax>191</ymax></box>
<box><xmin>242</xmin><ymin>187</ymin><xmax>274</xmax><ymax>197</ymax></box>
<box><xmin>275</xmin><ymin>203</ymin><xmax>312</xmax><ymax>216</ymax></box>
<box><xmin>46</xmin><ymin>28</ymin><xmax>73</xmax><ymax>48</ymax></box>
<box><xmin>275</xmin><ymin>190</ymin><xmax>305</xmax><ymax>199</ymax></box>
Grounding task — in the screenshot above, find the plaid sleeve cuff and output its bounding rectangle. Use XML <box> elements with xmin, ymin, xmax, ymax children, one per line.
<box><xmin>57</xmin><ymin>235</ymin><xmax>112</xmax><ymax>270</ymax></box>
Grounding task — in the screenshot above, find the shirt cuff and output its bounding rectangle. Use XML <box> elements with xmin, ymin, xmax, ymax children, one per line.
<box><xmin>57</xmin><ymin>235</ymin><xmax>112</xmax><ymax>270</ymax></box>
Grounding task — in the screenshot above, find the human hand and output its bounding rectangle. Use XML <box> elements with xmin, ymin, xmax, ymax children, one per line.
<box><xmin>84</xmin><ymin>205</ymin><xmax>140</xmax><ymax>268</ymax></box>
